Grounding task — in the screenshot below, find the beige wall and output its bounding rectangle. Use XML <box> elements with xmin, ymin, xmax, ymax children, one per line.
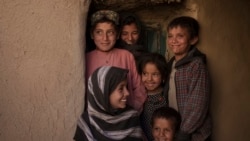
<box><xmin>0</xmin><ymin>0</ymin><xmax>90</xmax><ymax>140</ymax></box>
<box><xmin>1</xmin><ymin>0</ymin><xmax>250</xmax><ymax>141</ymax></box>
<box><xmin>197</xmin><ymin>0</ymin><xmax>250</xmax><ymax>140</ymax></box>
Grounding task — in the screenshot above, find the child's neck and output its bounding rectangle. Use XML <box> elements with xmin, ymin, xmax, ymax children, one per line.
<box><xmin>147</xmin><ymin>87</ymin><xmax>163</xmax><ymax>95</ymax></box>
<box><xmin>175</xmin><ymin>53</ymin><xmax>187</xmax><ymax>61</ymax></box>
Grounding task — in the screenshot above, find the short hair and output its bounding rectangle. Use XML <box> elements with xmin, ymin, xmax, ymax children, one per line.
<box><xmin>138</xmin><ymin>52</ymin><xmax>168</xmax><ymax>84</ymax></box>
<box><xmin>151</xmin><ymin>107</ymin><xmax>181</xmax><ymax>132</ymax></box>
<box><xmin>120</xmin><ymin>12</ymin><xmax>142</xmax><ymax>32</ymax></box>
<box><xmin>167</xmin><ymin>16</ymin><xmax>200</xmax><ymax>39</ymax></box>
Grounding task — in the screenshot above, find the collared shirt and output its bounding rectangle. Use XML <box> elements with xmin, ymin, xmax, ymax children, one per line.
<box><xmin>167</xmin><ymin>47</ymin><xmax>212</xmax><ymax>141</ymax></box>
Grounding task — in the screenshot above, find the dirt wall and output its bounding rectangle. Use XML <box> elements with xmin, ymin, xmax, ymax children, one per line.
<box><xmin>197</xmin><ymin>0</ymin><xmax>250</xmax><ymax>140</ymax></box>
<box><xmin>0</xmin><ymin>0</ymin><xmax>90</xmax><ymax>140</ymax></box>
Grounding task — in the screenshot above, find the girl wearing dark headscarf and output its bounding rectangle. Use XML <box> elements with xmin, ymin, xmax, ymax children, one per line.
<box><xmin>74</xmin><ymin>66</ymin><xmax>143</xmax><ymax>141</ymax></box>
<box><xmin>117</xmin><ymin>12</ymin><xmax>149</xmax><ymax>72</ymax></box>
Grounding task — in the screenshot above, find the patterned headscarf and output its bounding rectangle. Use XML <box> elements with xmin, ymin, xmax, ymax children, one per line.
<box><xmin>91</xmin><ymin>10</ymin><xmax>119</xmax><ymax>25</ymax></box>
<box><xmin>74</xmin><ymin>66</ymin><xmax>143</xmax><ymax>141</ymax></box>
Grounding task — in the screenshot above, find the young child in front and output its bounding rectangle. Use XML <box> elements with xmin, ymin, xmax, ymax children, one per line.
<box><xmin>74</xmin><ymin>66</ymin><xmax>143</xmax><ymax>141</ymax></box>
<box><xmin>166</xmin><ymin>16</ymin><xmax>212</xmax><ymax>141</ymax></box>
<box><xmin>138</xmin><ymin>52</ymin><xmax>168</xmax><ymax>141</ymax></box>
<box><xmin>151</xmin><ymin>107</ymin><xmax>181</xmax><ymax>141</ymax></box>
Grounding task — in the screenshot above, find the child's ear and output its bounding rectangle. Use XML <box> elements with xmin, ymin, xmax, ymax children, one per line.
<box><xmin>190</xmin><ymin>36</ymin><xmax>198</xmax><ymax>45</ymax></box>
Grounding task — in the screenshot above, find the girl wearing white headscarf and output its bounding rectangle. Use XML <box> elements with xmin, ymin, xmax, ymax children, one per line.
<box><xmin>74</xmin><ymin>66</ymin><xmax>143</xmax><ymax>141</ymax></box>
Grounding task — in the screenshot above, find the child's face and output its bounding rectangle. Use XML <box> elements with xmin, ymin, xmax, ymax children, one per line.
<box><xmin>152</xmin><ymin>118</ymin><xmax>175</xmax><ymax>141</ymax></box>
<box><xmin>141</xmin><ymin>63</ymin><xmax>162</xmax><ymax>93</ymax></box>
<box><xmin>120</xmin><ymin>23</ymin><xmax>140</xmax><ymax>45</ymax></box>
<box><xmin>167</xmin><ymin>26</ymin><xmax>197</xmax><ymax>60</ymax></box>
<box><xmin>91</xmin><ymin>22</ymin><xmax>118</xmax><ymax>52</ymax></box>
<box><xmin>109</xmin><ymin>80</ymin><xmax>129</xmax><ymax>109</ymax></box>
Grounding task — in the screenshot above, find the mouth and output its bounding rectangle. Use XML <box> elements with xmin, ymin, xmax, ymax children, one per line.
<box><xmin>121</xmin><ymin>99</ymin><xmax>127</xmax><ymax>102</ymax></box>
<box><xmin>101</xmin><ymin>42</ymin><xmax>110</xmax><ymax>45</ymax></box>
<box><xmin>171</xmin><ymin>45</ymin><xmax>180</xmax><ymax>47</ymax></box>
<box><xmin>125</xmin><ymin>41</ymin><xmax>133</xmax><ymax>44</ymax></box>
<box><xmin>158</xmin><ymin>138</ymin><xmax>167</xmax><ymax>141</ymax></box>
<box><xmin>145</xmin><ymin>83</ymin><xmax>155</xmax><ymax>87</ymax></box>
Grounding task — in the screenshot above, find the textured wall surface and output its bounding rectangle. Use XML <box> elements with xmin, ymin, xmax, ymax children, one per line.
<box><xmin>1</xmin><ymin>0</ymin><xmax>250</xmax><ymax>141</ymax></box>
<box><xmin>0</xmin><ymin>0</ymin><xmax>90</xmax><ymax>140</ymax></box>
<box><xmin>197</xmin><ymin>0</ymin><xmax>250</xmax><ymax>140</ymax></box>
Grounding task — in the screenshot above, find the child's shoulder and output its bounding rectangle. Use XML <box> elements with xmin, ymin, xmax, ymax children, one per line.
<box><xmin>188</xmin><ymin>57</ymin><xmax>208</xmax><ymax>71</ymax></box>
<box><xmin>113</xmin><ymin>48</ymin><xmax>130</xmax><ymax>53</ymax></box>
<box><xmin>113</xmin><ymin>48</ymin><xmax>134</xmax><ymax>57</ymax></box>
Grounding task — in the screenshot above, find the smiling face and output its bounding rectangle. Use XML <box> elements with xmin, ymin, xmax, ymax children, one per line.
<box><xmin>109</xmin><ymin>80</ymin><xmax>129</xmax><ymax>109</ymax></box>
<box><xmin>141</xmin><ymin>63</ymin><xmax>162</xmax><ymax>93</ymax></box>
<box><xmin>152</xmin><ymin>118</ymin><xmax>175</xmax><ymax>141</ymax></box>
<box><xmin>91</xmin><ymin>22</ymin><xmax>118</xmax><ymax>52</ymax></box>
<box><xmin>120</xmin><ymin>23</ymin><xmax>140</xmax><ymax>45</ymax></box>
<box><xmin>167</xmin><ymin>26</ymin><xmax>198</xmax><ymax>61</ymax></box>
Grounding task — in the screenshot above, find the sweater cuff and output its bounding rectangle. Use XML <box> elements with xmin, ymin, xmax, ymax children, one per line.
<box><xmin>175</xmin><ymin>131</ymin><xmax>191</xmax><ymax>141</ymax></box>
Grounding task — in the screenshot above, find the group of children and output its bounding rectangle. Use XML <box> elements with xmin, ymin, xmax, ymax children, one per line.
<box><xmin>74</xmin><ymin>9</ymin><xmax>212</xmax><ymax>141</ymax></box>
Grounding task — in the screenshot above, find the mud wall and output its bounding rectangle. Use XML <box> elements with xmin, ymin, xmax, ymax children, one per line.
<box><xmin>197</xmin><ymin>0</ymin><xmax>250</xmax><ymax>140</ymax></box>
<box><xmin>0</xmin><ymin>0</ymin><xmax>90</xmax><ymax>140</ymax></box>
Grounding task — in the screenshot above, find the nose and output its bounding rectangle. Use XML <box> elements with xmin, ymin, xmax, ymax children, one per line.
<box><xmin>124</xmin><ymin>87</ymin><xmax>130</xmax><ymax>96</ymax></box>
<box><xmin>147</xmin><ymin>74</ymin><xmax>153</xmax><ymax>81</ymax></box>
<box><xmin>128</xmin><ymin>34</ymin><xmax>132</xmax><ymax>41</ymax></box>
<box><xmin>171</xmin><ymin>37</ymin><xmax>177</xmax><ymax>43</ymax></box>
<box><xmin>160</xmin><ymin>130</ymin><xmax>165</xmax><ymax>136</ymax></box>
<box><xmin>103</xmin><ymin>33</ymin><xmax>108</xmax><ymax>40</ymax></box>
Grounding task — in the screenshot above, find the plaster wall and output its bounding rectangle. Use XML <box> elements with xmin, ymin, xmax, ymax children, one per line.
<box><xmin>0</xmin><ymin>0</ymin><xmax>90</xmax><ymax>140</ymax></box>
<box><xmin>197</xmin><ymin>0</ymin><xmax>250</xmax><ymax>140</ymax></box>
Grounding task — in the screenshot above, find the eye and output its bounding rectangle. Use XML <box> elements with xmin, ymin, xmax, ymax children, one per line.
<box><xmin>163</xmin><ymin>128</ymin><xmax>171</xmax><ymax>133</ymax></box>
<box><xmin>177</xmin><ymin>34</ymin><xmax>184</xmax><ymax>39</ymax></box>
<box><xmin>94</xmin><ymin>30</ymin><xmax>103</xmax><ymax>35</ymax></box>
<box><xmin>120</xmin><ymin>87</ymin><xmax>124</xmax><ymax>91</ymax></box>
<box><xmin>167</xmin><ymin>35</ymin><xmax>173</xmax><ymax>38</ymax></box>
<box><xmin>118</xmin><ymin>85</ymin><xmax>123</xmax><ymax>91</ymax></box>
<box><xmin>132</xmin><ymin>31</ymin><xmax>138</xmax><ymax>35</ymax></box>
<box><xmin>118</xmin><ymin>84</ymin><xmax>127</xmax><ymax>92</ymax></box>
<box><xmin>107</xmin><ymin>30</ymin><xmax>115</xmax><ymax>36</ymax></box>
<box><xmin>142</xmin><ymin>72</ymin><xmax>147</xmax><ymax>76</ymax></box>
<box><xmin>121</xmin><ymin>32</ymin><xmax>128</xmax><ymax>36</ymax></box>
<box><xmin>152</xmin><ymin>73</ymin><xmax>160</xmax><ymax>77</ymax></box>
<box><xmin>153</xmin><ymin>127</ymin><xmax>160</xmax><ymax>131</ymax></box>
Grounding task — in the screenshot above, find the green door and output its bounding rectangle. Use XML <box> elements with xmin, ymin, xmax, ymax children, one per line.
<box><xmin>144</xmin><ymin>26</ymin><xmax>166</xmax><ymax>56</ymax></box>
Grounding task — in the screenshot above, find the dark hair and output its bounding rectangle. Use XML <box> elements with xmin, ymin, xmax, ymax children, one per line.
<box><xmin>167</xmin><ymin>16</ymin><xmax>199</xmax><ymax>39</ymax></box>
<box><xmin>119</xmin><ymin>12</ymin><xmax>144</xmax><ymax>45</ymax></box>
<box><xmin>120</xmin><ymin>13</ymin><xmax>141</xmax><ymax>33</ymax></box>
<box><xmin>138</xmin><ymin>52</ymin><xmax>168</xmax><ymax>84</ymax></box>
<box><xmin>151</xmin><ymin>107</ymin><xmax>181</xmax><ymax>132</ymax></box>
